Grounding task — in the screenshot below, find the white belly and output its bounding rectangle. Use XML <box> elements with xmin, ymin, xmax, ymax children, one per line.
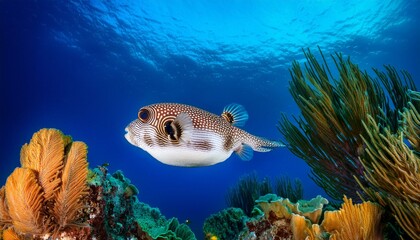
<box><xmin>146</xmin><ymin>146</ymin><xmax>233</xmax><ymax>167</ymax></box>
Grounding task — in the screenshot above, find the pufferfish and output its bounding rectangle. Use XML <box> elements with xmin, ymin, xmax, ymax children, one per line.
<box><xmin>125</xmin><ymin>103</ymin><xmax>284</xmax><ymax>167</ymax></box>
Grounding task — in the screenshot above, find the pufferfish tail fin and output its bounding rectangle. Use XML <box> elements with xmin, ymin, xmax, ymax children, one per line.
<box><xmin>242</xmin><ymin>133</ymin><xmax>286</xmax><ymax>158</ymax></box>
<box><xmin>252</xmin><ymin>137</ymin><xmax>285</xmax><ymax>152</ymax></box>
<box><xmin>221</xmin><ymin>103</ymin><xmax>249</xmax><ymax>127</ymax></box>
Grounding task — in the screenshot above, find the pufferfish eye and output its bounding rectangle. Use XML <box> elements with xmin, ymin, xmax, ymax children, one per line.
<box><xmin>138</xmin><ymin>109</ymin><xmax>150</xmax><ymax>123</ymax></box>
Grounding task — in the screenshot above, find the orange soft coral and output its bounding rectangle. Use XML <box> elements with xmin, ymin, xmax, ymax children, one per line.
<box><xmin>0</xmin><ymin>128</ymin><xmax>89</xmax><ymax>239</ymax></box>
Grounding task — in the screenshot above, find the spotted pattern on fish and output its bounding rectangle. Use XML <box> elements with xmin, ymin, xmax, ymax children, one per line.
<box><xmin>223</xmin><ymin>135</ymin><xmax>234</xmax><ymax>151</ymax></box>
<box><xmin>125</xmin><ymin>103</ymin><xmax>284</xmax><ymax>167</ymax></box>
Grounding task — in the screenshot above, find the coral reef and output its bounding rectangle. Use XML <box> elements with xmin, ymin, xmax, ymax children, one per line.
<box><xmin>88</xmin><ymin>166</ymin><xmax>196</xmax><ymax>240</ymax></box>
<box><xmin>226</xmin><ymin>173</ymin><xmax>303</xmax><ymax>216</ymax></box>
<box><xmin>229</xmin><ymin>194</ymin><xmax>383</xmax><ymax>240</ymax></box>
<box><xmin>0</xmin><ymin>128</ymin><xmax>195</xmax><ymax>240</ymax></box>
<box><xmin>255</xmin><ymin>194</ymin><xmax>328</xmax><ymax>225</ymax></box>
<box><xmin>203</xmin><ymin>208</ymin><xmax>247</xmax><ymax>240</ymax></box>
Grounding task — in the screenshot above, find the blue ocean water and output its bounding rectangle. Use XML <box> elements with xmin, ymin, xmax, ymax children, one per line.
<box><xmin>0</xmin><ymin>0</ymin><xmax>419</xmax><ymax>237</ymax></box>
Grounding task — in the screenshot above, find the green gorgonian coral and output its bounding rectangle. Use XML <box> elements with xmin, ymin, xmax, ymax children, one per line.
<box><xmin>277</xmin><ymin>48</ymin><xmax>416</xmax><ymax>202</ymax></box>
<box><xmin>357</xmin><ymin>95</ymin><xmax>420</xmax><ymax>239</ymax></box>
<box><xmin>278</xmin><ymin>48</ymin><xmax>419</xmax><ymax>238</ymax></box>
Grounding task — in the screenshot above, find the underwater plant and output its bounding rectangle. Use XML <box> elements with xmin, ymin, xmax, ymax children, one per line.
<box><xmin>277</xmin><ymin>48</ymin><xmax>416</xmax><ymax>202</ymax></box>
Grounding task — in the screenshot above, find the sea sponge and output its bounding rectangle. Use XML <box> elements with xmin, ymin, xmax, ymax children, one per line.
<box><xmin>255</xmin><ymin>194</ymin><xmax>328</xmax><ymax>224</ymax></box>
<box><xmin>0</xmin><ymin>128</ymin><xmax>89</xmax><ymax>238</ymax></box>
<box><xmin>290</xmin><ymin>214</ymin><xmax>324</xmax><ymax>240</ymax></box>
<box><xmin>255</xmin><ymin>193</ymin><xmax>296</xmax><ymax>220</ymax></box>
<box><xmin>295</xmin><ymin>195</ymin><xmax>328</xmax><ymax>223</ymax></box>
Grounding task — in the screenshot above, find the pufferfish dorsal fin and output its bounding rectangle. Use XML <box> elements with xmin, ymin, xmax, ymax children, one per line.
<box><xmin>221</xmin><ymin>103</ymin><xmax>249</xmax><ymax>127</ymax></box>
<box><xmin>165</xmin><ymin>112</ymin><xmax>193</xmax><ymax>143</ymax></box>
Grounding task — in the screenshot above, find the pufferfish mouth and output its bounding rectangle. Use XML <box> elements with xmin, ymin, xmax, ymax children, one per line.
<box><xmin>124</xmin><ymin>127</ymin><xmax>132</xmax><ymax>144</ymax></box>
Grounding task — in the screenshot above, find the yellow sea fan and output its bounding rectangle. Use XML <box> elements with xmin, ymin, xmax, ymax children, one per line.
<box><xmin>321</xmin><ymin>196</ymin><xmax>383</xmax><ymax>240</ymax></box>
<box><xmin>5</xmin><ymin>168</ymin><xmax>45</xmax><ymax>234</ymax></box>
<box><xmin>53</xmin><ymin>141</ymin><xmax>89</xmax><ymax>231</ymax></box>
<box><xmin>20</xmin><ymin>129</ymin><xmax>70</xmax><ymax>201</ymax></box>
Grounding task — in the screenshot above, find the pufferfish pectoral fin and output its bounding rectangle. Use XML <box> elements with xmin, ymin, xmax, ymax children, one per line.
<box><xmin>234</xmin><ymin>143</ymin><xmax>254</xmax><ymax>161</ymax></box>
<box><xmin>169</xmin><ymin>112</ymin><xmax>194</xmax><ymax>143</ymax></box>
<box><xmin>221</xmin><ymin>103</ymin><xmax>249</xmax><ymax>127</ymax></box>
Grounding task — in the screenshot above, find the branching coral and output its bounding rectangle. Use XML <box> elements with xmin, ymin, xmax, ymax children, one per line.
<box><xmin>278</xmin><ymin>48</ymin><xmax>415</xmax><ymax>202</ymax></box>
<box><xmin>360</xmin><ymin>115</ymin><xmax>419</xmax><ymax>203</ymax></box>
<box><xmin>356</xmin><ymin>99</ymin><xmax>420</xmax><ymax>239</ymax></box>
<box><xmin>0</xmin><ymin>128</ymin><xmax>89</xmax><ymax>239</ymax></box>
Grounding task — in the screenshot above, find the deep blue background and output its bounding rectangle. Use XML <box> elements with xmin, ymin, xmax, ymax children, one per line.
<box><xmin>1</xmin><ymin>0</ymin><xmax>419</xmax><ymax>237</ymax></box>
